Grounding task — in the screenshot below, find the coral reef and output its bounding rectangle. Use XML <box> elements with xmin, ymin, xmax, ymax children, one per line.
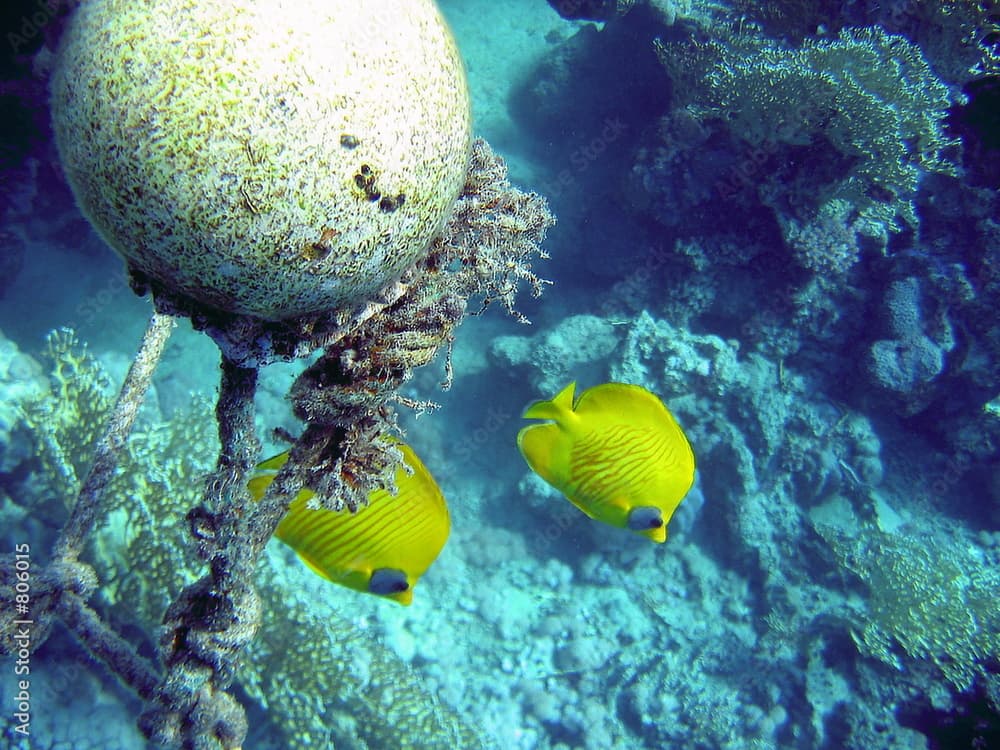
<box><xmin>489</xmin><ymin>314</ymin><xmax>619</xmax><ymax>392</ymax></box>
<box><xmin>817</xmin><ymin>519</ymin><xmax>1000</xmax><ymax>698</ymax></box>
<box><xmin>0</xmin><ymin>328</ymin><xmax>45</xmax><ymax>473</ymax></box>
<box><xmin>243</xmin><ymin>555</ymin><xmax>489</xmax><ymax>750</ymax></box>
<box><xmin>655</xmin><ymin>25</ymin><xmax>956</xmax><ymax>235</ymax></box>
<box><xmin>1</xmin><ymin>324</ymin><xmax>493</xmax><ymax>748</ymax></box>
<box><xmin>731</xmin><ymin>0</ymin><xmax>999</xmax><ymax>82</ymax></box>
<box><xmin>865</xmin><ymin>276</ymin><xmax>952</xmax><ymax>414</ymax></box>
<box><xmin>4</xmin><ymin>1</ymin><xmax>999</xmax><ymax>747</ymax></box>
<box><xmin>17</xmin><ymin>329</ymin><xmax>116</xmax><ymax>505</ymax></box>
<box><xmin>609</xmin><ymin>310</ymin><xmax>885</xmax><ymax>505</ymax></box>
<box><xmin>777</xmin><ymin>199</ymin><xmax>860</xmax><ymax>277</ymax></box>
<box><xmin>490</xmin><ymin>304</ymin><xmax>997</xmax><ymax>746</ymax></box>
<box><xmin>534</xmin><ymin>2</ymin><xmax>1000</xmax><ymax>437</ymax></box>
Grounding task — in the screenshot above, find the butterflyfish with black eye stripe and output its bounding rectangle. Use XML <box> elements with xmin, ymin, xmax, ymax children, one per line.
<box><xmin>248</xmin><ymin>443</ymin><xmax>449</xmax><ymax>605</ymax></box>
<box><xmin>517</xmin><ymin>381</ymin><xmax>696</xmax><ymax>543</ymax></box>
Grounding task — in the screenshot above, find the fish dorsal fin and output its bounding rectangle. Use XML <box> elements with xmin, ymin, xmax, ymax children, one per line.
<box><xmin>518</xmin><ymin>382</ymin><xmax>580</xmax><ymax>488</ymax></box>
<box><xmin>522</xmin><ymin>381</ymin><xmax>577</xmax><ymax>422</ymax></box>
<box><xmin>248</xmin><ymin>452</ymin><xmax>290</xmax><ymax>502</ymax></box>
<box><xmin>573</xmin><ymin>383</ymin><xmax>666</xmax><ymax>427</ymax></box>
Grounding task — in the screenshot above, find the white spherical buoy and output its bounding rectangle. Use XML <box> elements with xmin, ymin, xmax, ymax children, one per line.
<box><xmin>52</xmin><ymin>0</ymin><xmax>472</xmax><ymax>320</ymax></box>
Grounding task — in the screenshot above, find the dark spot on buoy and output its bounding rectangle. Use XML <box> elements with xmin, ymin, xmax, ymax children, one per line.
<box><xmin>353</xmin><ymin>164</ymin><xmax>381</xmax><ymax>201</ymax></box>
<box><xmin>378</xmin><ymin>193</ymin><xmax>405</xmax><ymax>213</ymax></box>
<box><xmin>351</xmin><ymin>164</ymin><xmax>404</xmax><ymax>212</ymax></box>
<box><xmin>305</xmin><ymin>243</ymin><xmax>330</xmax><ymax>261</ymax></box>
<box><xmin>303</xmin><ymin>226</ymin><xmax>338</xmax><ymax>261</ymax></box>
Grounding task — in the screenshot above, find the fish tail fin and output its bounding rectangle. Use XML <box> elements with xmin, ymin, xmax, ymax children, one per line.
<box><xmin>257</xmin><ymin>451</ymin><xmax>290</xmax><ymax>471</ymax></box>
<box><xmin>247</xmin><ymin>474</ymin><xmax>272</xmax><ymax>502</ymax></box>
<box><xmin>247</xmin><ymin>452</ymin><xmax>289</xmax><ymax>502</ymax></box>
<box><xmin>522</xmin><ymin>381</ymin><xmax>576</xmax><ymax>421</ymax></box>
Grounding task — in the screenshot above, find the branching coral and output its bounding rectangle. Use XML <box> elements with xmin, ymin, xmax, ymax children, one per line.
<box><xmin>778</xmin><ymin>198</ymin><xmax>860</xmax><ymax>276</ymax></box>
<box><xmin>18</xmin><ymin>328</ymin><xmax>115</xmax><ymax>506</ymax></box>
<box><xmin>656</xmin><ymin>25</ymin><xmax>958</xmax><ymax>235</ymax></box>
<box><xmin>729</xmin><ymin>0</ymin><xmax>999</xmax><ymax>81</ymax></box>
<box><xmin>730</xmin><ymin>0</ymin><xmax>849</xmax><ymax>42</ymax></box>
<box><xmin>244</xmin><ymin>558</ymin><xmax>490</xmax><ymax>749</ymax></box>
<box><xmin>869</xmin><ymin>0</ymin><xmax>1000</xmax><ymax>81</ymax></box>
<box><xmin>1</xmin><ymin>314</ymin><xmax>175</xmax><ymax>707</ymax></box>
<box><xmin>15</xmin><ymin>325</ymin><xmax>217</xmax><ymax>624</ymax></box>
<box><xmin>817</xmin><ymin>521</ymin><xmax>1000</xmax><ymax>698</ymax></box>
<box><xmin>15</xmin><ymin>333</ymin><xmax>481</xmax><ymax>747</ymax></box>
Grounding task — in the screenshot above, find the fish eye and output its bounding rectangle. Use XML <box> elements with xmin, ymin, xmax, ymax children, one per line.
<box><xmin>369</xmin><ymin>568</ymin><xmax>409</xmax><ymax>596</ymax></box>
<box><xmin>627</xmin><ymin>506</ymin><xmax>663</xmax><ymax>531</ymax></box>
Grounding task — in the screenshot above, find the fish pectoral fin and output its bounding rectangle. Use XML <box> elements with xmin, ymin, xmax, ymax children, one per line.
<box><xmin>553</xmin><ymin>488</ymin><xmax>596</xmax><ymax>520</ymax></box>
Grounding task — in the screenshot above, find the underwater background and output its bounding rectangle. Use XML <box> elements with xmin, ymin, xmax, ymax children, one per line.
<box><xmin>1</xmin><ymin>0</ymin><xmax>999</xmax><ymax>748</ymax></box>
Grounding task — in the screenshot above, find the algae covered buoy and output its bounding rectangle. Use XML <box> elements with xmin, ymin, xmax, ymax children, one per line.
<box><xmin>51</xmin><ymin>0</ymin><xmax>472</xmax><ymax>320</ymax></box>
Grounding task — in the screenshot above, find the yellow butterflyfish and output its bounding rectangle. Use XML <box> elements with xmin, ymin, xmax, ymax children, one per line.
<box><xmin>517</xmin><ymin>381</ymin><xmax>696</xmax><ymax>543</ymax></box>
<box><xmin>248</xmin><ymin>443</ymin><xmax>450</xmax><ymax>605</ymax></box>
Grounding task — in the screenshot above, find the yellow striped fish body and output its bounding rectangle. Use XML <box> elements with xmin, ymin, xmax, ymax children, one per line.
<box><xmin>248</xmin><ymin>443</ymin><xmax>450</xmax><ymax>605</ymax></box>
<box><xmin>517</xmin><ymin>382</ymin><xmax>695</xmax><ymax>543</ymax></box>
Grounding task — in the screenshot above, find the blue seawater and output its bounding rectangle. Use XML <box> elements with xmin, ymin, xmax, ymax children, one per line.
<box><xmin>1</xmin><ymin>1</ymin><xmax>998</xmax><ymax>748</ymax></box>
